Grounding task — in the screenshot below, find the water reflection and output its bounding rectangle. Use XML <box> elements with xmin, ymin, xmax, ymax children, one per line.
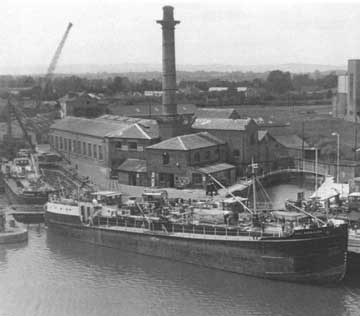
<box><xmin>1</xmin><ymin>188</ymin><xmax>360</xmax><ymax>316</ymax></box>
<box><xmin>44</xmin><ymin>229</ymin><xmax>356</xmax><ymax>316</ymax></box>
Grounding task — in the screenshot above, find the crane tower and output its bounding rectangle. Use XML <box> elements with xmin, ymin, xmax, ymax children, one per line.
<box><xmin>46</xmin><ymin>22</ymin><xmax>73</xmax><ymax>82</ymax></box>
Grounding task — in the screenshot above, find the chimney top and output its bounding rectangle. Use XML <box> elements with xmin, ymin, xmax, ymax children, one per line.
<box><xmin>162</xmin><ymin>6</ymin><xmax>174</xmax><ymax>21</ymax></box>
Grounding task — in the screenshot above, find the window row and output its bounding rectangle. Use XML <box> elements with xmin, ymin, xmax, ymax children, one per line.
<box><xmin>50</xmin><ymin>135</ymin><xmax>104</xmax><ymax>161</ymax></box>
<box><xmin>161</xmin><ymin>149</ymin><xmax>221</xmax><ymax>165</ymax></box>
<box><xmin>115</xmin><ymin>141</ymin><xmax>138</xmax><ymax>150</ymax></box>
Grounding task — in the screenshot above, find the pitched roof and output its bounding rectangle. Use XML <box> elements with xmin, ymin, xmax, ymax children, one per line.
<box><xmin>271</xmin><ymin>134</ymin><xmax>310</xmax><ymax>149</ymax></box>
<box><xmin>117</xmin><ymin>159</ymin><xmax>147</xmax><ymax>173</ymax></box>
<box><xmin>98</xmin><ymin>115</ymin><xmax>159</xmax><ymax>139</ymax></box>
<box><xmin>195</xmin><ymin>108</ymin><xmax>240</xmax><ymax>119</ymax></box>
<box><xmin>192</xmin><ymin>118</ymin><xmax>254</xmax><ymax>131</ymax></box>
<box><xmin>51</xmin><ymin>115</ymin><xmax>159</xmax><ymax>139</ymax></box>
<box><xmin>146</xmin><ymin>132</ymin><xmax>225</xmax><ymax>151</ymax></box>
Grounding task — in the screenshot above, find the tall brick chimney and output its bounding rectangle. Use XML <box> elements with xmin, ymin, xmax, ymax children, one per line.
<box><xmin>157</xmin><ymin>6</ymin><xmax>180</xmax><ymax>116</ymax></box>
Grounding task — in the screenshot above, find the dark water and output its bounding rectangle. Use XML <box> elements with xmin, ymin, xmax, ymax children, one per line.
<box><xmin>1</xmin><ymin>186</ymin><xmax>360</xmax><ymax>316</ymax></box>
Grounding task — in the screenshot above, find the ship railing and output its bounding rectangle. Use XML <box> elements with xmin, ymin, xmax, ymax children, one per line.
<box><xmin>95</xmin><ymin>215</ymin><xmax>276</xmax><ymax>239</ymax></box>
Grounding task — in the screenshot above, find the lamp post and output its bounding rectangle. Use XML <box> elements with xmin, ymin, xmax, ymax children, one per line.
<box><xmin>332</xmin><ymin>132</ymin><xmax>340</xmax><ymax>183</ymax></box>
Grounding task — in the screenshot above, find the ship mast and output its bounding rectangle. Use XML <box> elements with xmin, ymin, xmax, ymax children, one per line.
<box><xmin>251</xmin><ymin>158</ymin><xmax>258</xmax><ymax>214</ymax></box>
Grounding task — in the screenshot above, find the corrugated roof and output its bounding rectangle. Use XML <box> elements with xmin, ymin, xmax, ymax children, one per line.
<box><xmin>51</xmin><ymin>115</ymin><xmax>159</xmax><ymax>139</ymax></box>
<box><xmin>147</xmin><ymin>132</ymin><xmax>225</xmax><ymax>151</ymax></box>
<box><xmin>117</xmin><ymin>159</ymin><xmax>147</xmax><ymax>173</ymax></box>
<box><xmin>272</xmin><ymin>134</ymin><xmax>310</xmax><ymax>149</ymax></box>
<box><xmin>192</xmin><ymin>118</ymin><xmax>254</xmax><ymax>131</ymax></box>
<box><xmin>195</xmin><ymin>108</ymin><xmax>240</xmax><ymax>119</ymax></box>
<box><xmin>196</xmin><ymin>162</ymin><xmax>235</xmax><ymax>174</ymax></box>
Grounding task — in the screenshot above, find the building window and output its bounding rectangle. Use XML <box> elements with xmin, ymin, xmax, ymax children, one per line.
<box><xmin>59</xmin><ymin>137</ymin><xmax>63</xmax><ymax>150</ymax></box>
<box><xmin>55</xmin><ymin>136</ymin><xmax>58</xmax><ymax>149</ymax></box>
<box><xmin>129</xmin><ymin>142</ymin><xmax>137</xmax><ymax>150</ymax></box>
<box><xmin>77</xmin><ymin>141</ymin><xmax>81</xmax><ymax>154</ymax></box>
<box><xmin>83</xmin><ymin>142</ymin><xmax>86</xmax><ymax>155</ymax></box>
<box><xmin>88</xmin><ymin>143</ymin><xmax>92</xmax><ymax>157</ymax></box>
<box><xmin>68</xmin><ymin>139</ymin><xmax>72</xmax><ymax>152</ymax></box>
<box><xmin>98</xmin><ymin>145</ymin><xmax>103</xmax><ymax>160</ymax></box>
<box><xmin>192</xmin><ymin>173</ymin><xmax>202</xmax><ymax>184</ymax></box>
<box><xmin>64</xmin><ymin>138</ymin><xmax>68</xmax><ymax>151</ymax></box>
<box><xmin>205</xmin><ymin>151</ymin><xmax>211</xmax><ymax>160</ymax></box>
<box><xmin>194</xmin><ymin>152</ymin><xmax>200</xmax><ymax>162</ymax></box>
<box><xmin>49</xmin><ymin>135</ymin><xmax>53</xmax><ymax>146</ymax></box>
<box><xmin>93</xmin><ymin>144</ymin><xmax>97</xmax><ymax>159</ymax></box>
<box><xmin>115</xmin><ymin>141</ymin><xmax>122</xmax><ymax>150</ymax></box>
<box><xmin>73</xmin><ymin>140</ymin><xmax>76</xmax><ymax>153</ymax></box>
<box><xmin>162</xmin><ymin>152</ymin><xmax>169</xmax><ymax>165</ymax></box>
<box><xmin>233</xmin><ymin>149</ymin><xmax>240</xmax><ymax>157</ymax></box>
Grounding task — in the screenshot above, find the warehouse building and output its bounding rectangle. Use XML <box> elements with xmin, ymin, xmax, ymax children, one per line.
<box><xmin>49</xmin><ymin>115</ymin><xmax>160</xmax><ymax>187</ymax></box>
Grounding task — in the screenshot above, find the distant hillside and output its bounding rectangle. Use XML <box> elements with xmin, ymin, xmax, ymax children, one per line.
<box><xmin>0</xmin><ymin>62</ymin><xmax>346</xmax><ymax>76</ymax></box>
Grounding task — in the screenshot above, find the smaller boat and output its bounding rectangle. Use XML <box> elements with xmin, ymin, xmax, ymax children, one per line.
<box><xmin>0</xmin><ymin>150</ymin><xmax>57</xmax><ymax>205</ymax></box>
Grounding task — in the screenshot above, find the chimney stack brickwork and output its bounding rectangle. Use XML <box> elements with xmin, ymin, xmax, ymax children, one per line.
<box><xmin>157</xmin><ymin>6</ymin><xmax>180</xmax><ymax>117</ymax></box>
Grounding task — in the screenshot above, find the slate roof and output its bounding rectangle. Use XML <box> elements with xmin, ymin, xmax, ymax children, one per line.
<box><xmin>108</xmin><ymin>103</ymin><xmax>196</xmax><ymax>117</ymax></box>
<box><xmin>195</xmin><ymin>108</ymin><xmax>240</xmax><ymax>119</ymax></box>
<box><xmin>51</xmin><ymin>115</ymin><xmax>159</xmax><ymax>139</ymax></box>
<box><xmin>271</xmin><ymin>134</ymin><xmax>310</xmax><ymax>149</ymax></box>
<box><xmin>117</xmin><ymin>159</ymin><xmax>147</xmax><ymax>173</ymax></box>
<box><xmin>146</xmin><ymin>132</ymin><xmax>225</xmax><ymax>151</ymax></box>
<box><xmin>98</xmin><ymin>115</ymin><xmax>159</xmax><ymax>139</ymax></box>
<box><xmin>192</xmin><ymin>118</ymin><xmax>254</xmax><ymax>131</ymax></box>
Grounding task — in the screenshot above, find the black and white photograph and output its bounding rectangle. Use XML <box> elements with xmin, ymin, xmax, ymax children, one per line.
<box><xmin>0</xmin><ymin>0</ymin><xmax>360</xmax><ymax>315</ymax></box>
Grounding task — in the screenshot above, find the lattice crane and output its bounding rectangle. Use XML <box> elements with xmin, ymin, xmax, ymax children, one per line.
<box><xmin>38</xmin><ymin>22</ymin><xmax>73</xmax><ymax>104</ymax></box>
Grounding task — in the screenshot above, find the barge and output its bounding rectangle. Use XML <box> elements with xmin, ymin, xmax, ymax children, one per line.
<box><xmin>0</xmin><ymin>153</ymin><xmax>56</xmax><ymax>205</ymax></box>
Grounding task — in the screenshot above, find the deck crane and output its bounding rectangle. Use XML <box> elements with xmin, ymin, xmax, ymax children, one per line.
<box><xmin>37</xmin><ymin>22</ymin><xmax>73</xmax><ymax>106</ymax></box>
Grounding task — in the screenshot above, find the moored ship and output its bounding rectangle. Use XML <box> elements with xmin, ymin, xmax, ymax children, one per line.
<box><xmin>45</xmin><ymin>189</ymin><xmax>348</xmax><ymax>285</ymax></box>
<box><xmin>0</xmin><ymin>151</ymin><xmax>56</xmax><ymax>205</ymax></box>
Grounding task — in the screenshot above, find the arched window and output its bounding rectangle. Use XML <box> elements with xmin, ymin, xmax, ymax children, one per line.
<box><xmin>162</xmin><ymin>152</ymin><xmax>170</xmax><ymax>165</ymax></box>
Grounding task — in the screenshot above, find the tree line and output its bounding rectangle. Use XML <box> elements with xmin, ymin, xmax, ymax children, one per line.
<box><xmin>0</xmin><ymin>70</ymin><xmax>338</xmax><ymax>100</ymax></box>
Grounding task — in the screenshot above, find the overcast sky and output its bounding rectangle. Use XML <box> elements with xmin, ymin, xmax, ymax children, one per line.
<box><xmin>1</xmin><ymin>0</ymin><xmax>360</xmax><ymax>73</ymax></box>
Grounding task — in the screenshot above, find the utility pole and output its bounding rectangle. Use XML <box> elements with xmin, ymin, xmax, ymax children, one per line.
<box><xmin>355</xmin><ymin>127</ymin><xmax>358</xmax><ymax>160</ymax></box>
<box><xmin>302</xmin><ymin>120</ymin><xmax>305</xmax><ymax>170</ymax></box>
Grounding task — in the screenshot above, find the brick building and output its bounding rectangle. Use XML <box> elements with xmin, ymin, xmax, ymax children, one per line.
<box><xmin>257</xmin><ymin>131</ymin><xmax>312</xmax><ymax>171</ymax></box>
<box><xmin>192</xmin><ymin>118</ymin><xmax>259</xmax><ymax>173</ymax></box>
<box><xmin>146</xmin><ymin>132</ymin><xmax>236</xmax><ymax>188</ymax></box>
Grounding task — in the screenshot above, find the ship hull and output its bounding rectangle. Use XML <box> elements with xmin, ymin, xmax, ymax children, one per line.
<box><xmin>45</xmin><ymin>211</ymin><xmax>348</xmax><ymax>285</ymax></box>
